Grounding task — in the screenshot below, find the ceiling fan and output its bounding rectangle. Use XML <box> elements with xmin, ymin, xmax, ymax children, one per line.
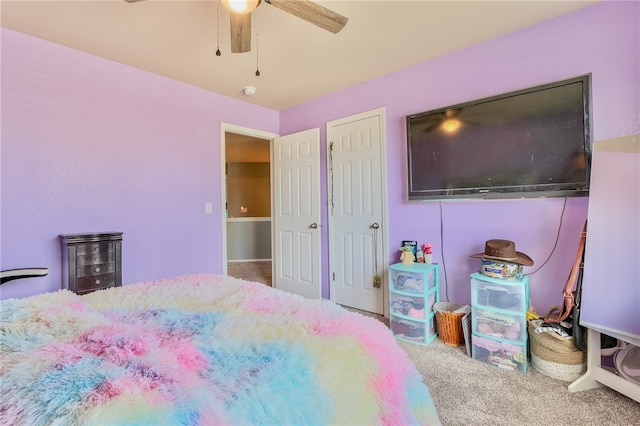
<box><xmin>422</xmin><ymin>109</ymin><xmax>468</xmax><ymax>133</ymax></box>
<box><xmin>422</xmin><ymin>108</ymin><xmax>491</xmax><ymax>133</ymax></box>
<box><xmin>125</xmin><ymin>0</ymin><xmax>349</xmax><ymax>54</ymax></box>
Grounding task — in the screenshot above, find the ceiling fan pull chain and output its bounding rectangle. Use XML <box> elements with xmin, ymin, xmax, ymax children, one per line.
<box><xmin>255</xmin><ymin>32</ymin><xmax>261</xmax><ymax>76</ymax></box>
<box><xmin>216</xmin><ymin>0</ymin><xmax>222</xmax><ymax>56</ymax></box>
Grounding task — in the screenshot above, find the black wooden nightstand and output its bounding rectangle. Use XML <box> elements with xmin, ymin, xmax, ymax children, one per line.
<box><xmin>60</xmin><ymin>232</ymin><xmax>122</xmax><ymax>295</ymax></box>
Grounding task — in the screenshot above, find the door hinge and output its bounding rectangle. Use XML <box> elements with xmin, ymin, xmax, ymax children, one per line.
<box><xmin>332</xmin><ymin>272</ymin><xmax>335</xmax><ymax>281</ymax></box>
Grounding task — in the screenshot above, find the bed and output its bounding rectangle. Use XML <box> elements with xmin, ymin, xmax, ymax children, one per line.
<box><xmin>1</xmin><ymin>274</ymin><xmax>440</xmax><ymax>425</ymax></box>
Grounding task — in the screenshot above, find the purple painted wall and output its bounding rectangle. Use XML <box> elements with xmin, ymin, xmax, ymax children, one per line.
<box><xmin>2</xmin><ymin>2</ymin><xmax>637</xmax><ymax>314</ymax></box>
<box><xmin>279</xmin><ymin>2</ymin><xmax>639</xmax><ymax>313</ymax></box>
<box><xmin>1</xmin><ymin>28</ymin><xmax>278</xmax><ymax>299</ymax></box>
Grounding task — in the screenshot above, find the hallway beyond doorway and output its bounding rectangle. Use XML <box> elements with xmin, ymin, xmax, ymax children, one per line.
<box><xmin>227</xmin><ymin>261</ymin><xmax>272</xmax><ymax>287</ymax></box>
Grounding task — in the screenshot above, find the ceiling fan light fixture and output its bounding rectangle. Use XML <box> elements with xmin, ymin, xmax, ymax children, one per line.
<box><xmin>442</xmin><ymin>118</ymin><xmax>461</xmax><ymax>133</ymax></box>
<box><xmin>221</xmin><ymin>0</ymin><xmax>261</xmax><ymax>14</ymax></box>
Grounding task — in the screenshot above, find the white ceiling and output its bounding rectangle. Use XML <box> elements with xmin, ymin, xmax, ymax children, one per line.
<box><xmin>1</xmin><ymin>0</ymin><xmax>597</xmax><ymax>111</ymax></box>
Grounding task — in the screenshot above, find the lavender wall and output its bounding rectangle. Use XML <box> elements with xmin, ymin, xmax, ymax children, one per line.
<box><xmin>2</xmin><ymin>2</ymin><xmax>637</xmax><ymax>312</ymax></box>
<box><xmin>280</xmin><ymin>2</ymin><xmax>639</xmax><ymax>313</ymax></box>
<box><xmin>0</xmin><ymin>28</ymin><xmax>278</xmax><ymax>299</ymax></box>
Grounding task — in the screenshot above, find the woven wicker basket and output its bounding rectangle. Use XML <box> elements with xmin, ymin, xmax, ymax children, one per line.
<box><xmin>530</xmin><ymin>354</ymin><xmax>586</xmax><ymax>382</ymax></box>
<box><xmin>434</xmin><ymin>302</ymin><xmax>465</xmax><ymax>346</ymax></box>
<box><xmin>528</xmin><ymin>320</ymin><xmax>586</xmax><ymax>381</ymax></box>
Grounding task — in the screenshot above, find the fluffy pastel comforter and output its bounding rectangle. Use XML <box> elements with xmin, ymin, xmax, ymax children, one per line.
<box><xmin>1</xmin><ymin>274</ymin><xmax>440</xmax><ymax>425</ymax></box>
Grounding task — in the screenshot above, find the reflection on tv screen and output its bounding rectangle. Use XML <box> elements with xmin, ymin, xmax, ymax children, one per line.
<box><xmin>406</xmin><ymin>75</ymin><xmax>591</xmax><ymax>200</ymax></box>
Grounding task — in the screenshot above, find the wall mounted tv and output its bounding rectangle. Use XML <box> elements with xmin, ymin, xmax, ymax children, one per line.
<box><xmin>406</xmin><ymin>75</ymin><xmax>591</xmax><ymax>201</ymax></box>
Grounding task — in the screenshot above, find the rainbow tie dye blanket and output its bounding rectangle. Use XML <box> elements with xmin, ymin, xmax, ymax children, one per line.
<box><xmin>1</xmin><ymin>274</ymin><xmax>440</xmax><ymax>425</ymax></box>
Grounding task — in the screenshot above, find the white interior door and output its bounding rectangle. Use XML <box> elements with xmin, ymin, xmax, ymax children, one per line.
<box><xmin>273</xmin><ymin>129</ymin><xmax>322</xmax><ymax>299</ymax></box>
<box><xmin>328</xmin><ymin>108</ymin><xmax>387</xmax><ymax>314</ymax></box>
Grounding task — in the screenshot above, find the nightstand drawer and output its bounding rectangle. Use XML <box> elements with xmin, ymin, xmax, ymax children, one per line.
<box><xmin>77</xmin><ymin>242</ymin><xmax>114</xmax><ymax>256</ymax></box>
<box><xmin>77</xmin><ymin>272</ymin><xmax>116</xmax><ymax>293</ymax></box>
<box><xmin>77</xmin><ymin>251</ymin><xmax>114</xmax><ymax>266</ymax></box>
<box><xmin>77</xmin><ymin>262</ymin><xmax>115</xmax><ymax>277</ymax></box>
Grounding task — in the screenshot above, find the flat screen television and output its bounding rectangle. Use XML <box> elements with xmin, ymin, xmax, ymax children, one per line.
<box><xmin>406</xmin><ymin>75</ymin><xmax>591</xmax><ymax>200</ymax></box>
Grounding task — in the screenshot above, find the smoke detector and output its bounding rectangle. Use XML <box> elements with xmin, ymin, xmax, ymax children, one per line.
<box><xmin>243</xmin><ymin>86</ymin><xmax>257</xmax><ymax>96</ymax></box>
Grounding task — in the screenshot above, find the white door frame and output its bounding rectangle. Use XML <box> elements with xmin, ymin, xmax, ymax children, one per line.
<box><xmin>326</xmin><ymin>108</ymin><xmax>389</xmax><ymax>316</ymax></box>
<box><xmin>219</xmin><ymin>123</ymin><xmax>278</xmax><ymax>275</ymax></box>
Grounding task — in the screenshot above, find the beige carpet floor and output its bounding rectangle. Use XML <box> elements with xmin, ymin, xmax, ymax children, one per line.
<box><xmin>227</xmin><ymin>261</ymin><xmax>272</xmax><ymax>286</ymax></box>
<box><xmin>399</xmin><ymin>338</ymin><xmax>640</xmax><ymax>426</ymax></box>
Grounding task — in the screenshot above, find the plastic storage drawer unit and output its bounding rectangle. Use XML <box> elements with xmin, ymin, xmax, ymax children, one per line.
<box><xmin>470</xmin><ymin>272</ymin><xmax>529</xmax><ymax>373</ymax></box>
<box><xmin>389</xmin><ymin>263</ymin><xmax>440</xmax><ymax>346</ymax></box>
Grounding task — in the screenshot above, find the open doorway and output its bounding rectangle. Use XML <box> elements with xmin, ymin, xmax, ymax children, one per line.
<box><xmin>221</xmin><ymin>124</ymin><xmax>278</xmax><ymax>286</ymax></box>
<box><xmin>220</xmin><ymin>124</ymin><xmax>323</xmax><ymax>299</ymax></box>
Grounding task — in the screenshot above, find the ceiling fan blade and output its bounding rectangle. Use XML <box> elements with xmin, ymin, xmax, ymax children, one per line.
<box><xmin>230</xmin><ymin>13</ymin><xmax>252</xmax><ymax>53</ymax></box>
<box><xmin>124</xmin><ymin>0</ymin><xmax>146</xmax><ymax>3</ymax></box>
<box><xmin>266</xmin><ymin>0</ymin><xmax>348</xmax><ymax>34</ymax></box>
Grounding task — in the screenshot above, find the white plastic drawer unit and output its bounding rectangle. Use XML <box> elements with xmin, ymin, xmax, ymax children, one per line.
<box><xmin>389</xmin><ymin>263</ymin><xmax>440</xmax><ymax>346</ymax></box>
<box><xmin>470</xmin><ymin>272</ymin><xmax>529</xmax><ymax>313</ymax></box>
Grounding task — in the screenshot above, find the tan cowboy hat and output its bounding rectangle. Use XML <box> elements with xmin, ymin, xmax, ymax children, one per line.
<box><xmin>470</xmin><ymin>239</ymin><xmax>534</xmax><ymax>266</ymax></box>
